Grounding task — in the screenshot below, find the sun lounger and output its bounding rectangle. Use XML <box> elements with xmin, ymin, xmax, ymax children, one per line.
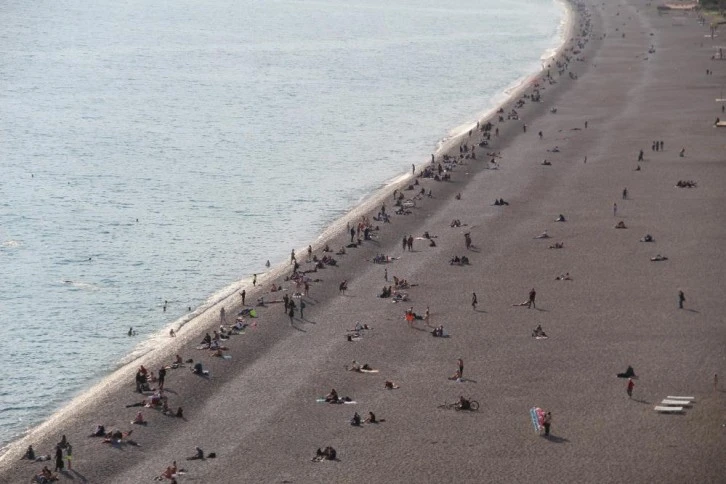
<box><xmin>661</xmin><ymin>399</ymin><xmax>692</xmax><ymax>406</ymax></box>
<box><xmin>666</xmin><ymin>396</ymin><xmax>695</xmax><ymax>401</ymax></box>
<box><xmin>654</xmin><ymin>406</ymin><xmax>684</xmax><ymax>413</ymax></box>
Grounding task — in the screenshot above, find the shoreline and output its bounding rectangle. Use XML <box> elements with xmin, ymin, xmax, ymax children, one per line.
<box><xmin>0</xmin><ymin>0</ymin><xmax>575</xmax><ymax>453</ymax></box>
<box><xmin>4</xmin><ymin>0</ymin><xmax>725</xmax><ymax>482</ymax></box>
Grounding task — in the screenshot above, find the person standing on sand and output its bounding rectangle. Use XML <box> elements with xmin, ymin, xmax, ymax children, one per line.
<box><xmin>464</xmin><ymin>232</ymin><xmax>472</xmax><ymax>250</ymax></box>
<box><xmin>527</xmin><ymin>288</ymin><xmax>537</xmax><ymax>309</ymax></box>
<box><xmin>252</xmin><ymin>274</ymin><xmax>257</xmax><ymax>287</ymax></box>
<box><xmin>158</xmin><ymin>367</ymin><xmax>167</xmax><ymax>391</ymax></box>
<box><xmin>457</xmin><ymin>358</ymin><xmax>464</xmax><ymax>378</ymax></box>
<box><xmin>407</xmin><ymin>235</ymin><xmax>414</xmax><ymax>251</ymax></box>
<box><xmin>542</xmin><ymin>412</ymin><xmax>552</xmax><ymax>437</ymax></box>
<box><xmin>402</xmin><ymin>236</ymin><xmax>407</xmax><ymax>251</ymax></box>
<box><xmin>220</xmin><ymin>307</ymin><xmax>226</xmax><ymax>325</ymax></box>
<box><xmin>65</xmin><ymin>442</ymin><xmax>72</xmax><ymax>470</ymax></box>
<box><xmin>283</xmin><ymin>294</ymin><xmax>290</xmax><ymax>312</ymax></box>
<box><xmin>299</xmin><ymin>300</ymin><xmax>306</xmax><ymax>319</ymax></box>
<box><xmin>627</xmin><ymin>378</ymin><xmax>635</xmax><ymax>398</ymax></box>
<box><xmin>384</xmin><ymin>268</ymin><xmax>388</xmax><ymax>282</ymax></box>
<box><xmin>304</xmin><ymin>281</ymin><xmax>310</xmax><ymax>296</ymax></box>
<box><xmin>290</xmin><ymin>249</ymin><xmax>296</xmax><ymax>265</ymax></box>
<box><xmin>350</xmin><ymin>227</ymin><xmax>356</xmax><ymax>243</ymax></box>
<box><xmin>412</xmin><ymin>164</ymin><xmax>415</xmax><ymax>174</ymax></box>
<box><xmin>622</xmin><ymin>187</ymin><xmax>628</xmax><ymax>199</ymax></box>
<box><xmin>288</xmin><ymin>306</ymin><xmax>295</xmax><ymax>325</ymax></box>
<box><xmin>54</xmin><ymin>445</ymin><xmax>63</xmax><ymax>472</ymax></box>
<box><xmin>240</xmin><ymin>290</ymin><xmax>246</xmax><ymax>306</ymax></box>
<box><xmin>637</xmin><ymin>149</ymin><xmax>644</xmax><ymax>162</ymax></box>
<box><xmin>678</xmin><ymin>290</ymin><xmax>685</xmax><ymax>309</ymax></box>
<box><xmin>472</xmin><ymin>292</ymin><xmax>478</xmax><ymax>311</ymax></box>
<box><xmin>613</xmin><ymin>203</ymin><xmax>618</xmax><ymax>217</ymax></box>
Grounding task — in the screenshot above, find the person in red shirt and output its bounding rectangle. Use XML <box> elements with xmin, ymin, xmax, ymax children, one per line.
<box><xmin>627</xmin><ymin>378</ymin><xmax>635</xmax><ymax>398</ymax></box>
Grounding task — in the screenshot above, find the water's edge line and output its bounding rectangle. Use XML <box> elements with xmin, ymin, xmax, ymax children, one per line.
<box><xmin>0</xmin><ymin>0</ymin><xmax>575</xmax><ymax>454</ymax></box>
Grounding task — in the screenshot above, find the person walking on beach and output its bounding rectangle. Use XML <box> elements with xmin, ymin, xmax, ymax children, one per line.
<box><xmin>627</xmin><ymin>378</ymin><xmax>635</xmax><ymax>398</ymax></box>
<box><xmin>240</xmin><ymin>289</ymin><xmax>246</xmax><ymax>306</ymax></box>
<box><xmin>290</xmin><ymin>249</ymin><xmax>296</xmax><ymax>265</ymax></box>
<box><xmin>220</xmin><ymin>307</ymin><xmax>226</xmax><ymax>325</ymax></box>
<box><xmin>407</xmin><ymin>235</ymin><xmax>414</xmax><ymax>251</ymax></box>
<box><xmin>613</xmin><ymin>203</ymin><xmax>618</xmax><ymax>217</ymax></box>
<box><xmin>471</xmin><ymin>292</ymin><xmax>478</xmax><ymax>311</ymax></box>
<box><xmin>622</xmin><ymin>187</ymin><xmax>628</xmax><ymax>200</ymax></box>
<box><xmin>464</xmin><ymin>232</ymin><xmax>472</xmax><ymax>250</ymax></box>
<box><xmin>527</xmin><ymin>288</ymin><xmax>537</xmax><ymax>309</ymax></box>
<box><xmin>304</xmin><ymin>281</ymin><xmax>310</xmax><ymax>296</ymax></box>
<box><xmin>678</xmin><ymin>290</ymin><xmax>686</xmax><ymax>309</ymax></box>
<box><xmin>307</xmin><ymin>245</ymin><xmax>312</xmax><ymax>260</ymax></box>
<box><xmin>637</xmin><ymin>149</ymin><xmax>644</xmax><ymax>162</ymax></box>
<box><xmin>457</xmin><ymin>358</ymin><xmax>464</xmax><ymax>378</ymax></box>
<box><xmin>384</xmin><ymin>268</ymin><xmax>388</xmax><ymax>282</ymax></box>
<box><xmin>252</xmin><ymin>274</ymin><xmax>257</xmax><ymax>287</ymax></box>
<box><xmin>288</xmin><ymin>306</ymin><xmax>295</xmax><ymax>325</ymax></box>
<box><xmin>412</xmin><ymin>163</ymin><xmax>415</xmax><ymax>174</ymax></box>
<box><xmin>299</xmin><ymin>300</ymin><xmax>306</xmax><ymax>319</ymax></box>
<box><xmin>402</xmin><ymin>236</ymin><xmax>407</xmax><ymax>251</ymax></box>
<box><xmin>283</xmin><ymin>293</ymin><xmax>290</xmax><ymax>313</ymax></box>
<box><xmin>350</xmin><ymin>227</ymin><xmax>356</xmax><ymax>243</ymax></box>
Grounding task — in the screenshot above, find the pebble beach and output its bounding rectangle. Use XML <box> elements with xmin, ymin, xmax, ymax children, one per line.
<box><xmin>2</xmin><ymin>1</ymin><xmax>726</xmax><ymax>483</ymax></box>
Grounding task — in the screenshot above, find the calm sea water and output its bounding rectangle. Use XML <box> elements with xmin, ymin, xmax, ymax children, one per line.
<box><xmin>0</xmin><ymin>0</ymin><xmax>564</xmax><ymax>445</ymax></box>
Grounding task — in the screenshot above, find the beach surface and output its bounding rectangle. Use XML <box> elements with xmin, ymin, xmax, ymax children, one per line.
<box><xmin>3</xmin><ymin>0</ymin><xmax>726</xmax><ymax>483</ymax></box>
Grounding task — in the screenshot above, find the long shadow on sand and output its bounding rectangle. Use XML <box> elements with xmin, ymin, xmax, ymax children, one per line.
<box><xmin>71</xmin><ymin>469</ymin><xmax>89</xmax><ymax>482</ymax></box>
<box><xmin>631</xmin><ymin>398</ymin><xmax>651</xmax><ymax>405</ymax></box>
<box><xmin>544</xmin><ymin>434</ymin><xmax>570</xmax><ymax>444</ymax></box>
<box><xmin>683</xmin><ymin>308</ymin><xmax>700</xmax><ymax>313</ymax></box>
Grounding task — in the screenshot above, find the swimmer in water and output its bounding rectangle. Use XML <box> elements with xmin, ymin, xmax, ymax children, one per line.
<box><xmin>128</xmin><ymin>327</ymin><xmax>135</xmax><ymax>336</ymax></box>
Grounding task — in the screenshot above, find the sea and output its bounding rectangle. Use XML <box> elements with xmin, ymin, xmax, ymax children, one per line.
<box><xmin>0</xmin><ymin>0</ymin><xmax>566</xmax><ymax>446</ymax></box>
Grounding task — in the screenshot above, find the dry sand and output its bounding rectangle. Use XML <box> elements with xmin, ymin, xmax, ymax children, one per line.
<box><xmin>3</xmin><ymin>0</ymin><xmax>726</xmax><ymax>482</ymax></box>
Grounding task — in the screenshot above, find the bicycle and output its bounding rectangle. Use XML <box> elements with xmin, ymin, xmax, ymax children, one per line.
<box><xmin>438</xmin><ymin>399</ymin><xmax>480</xmax><ymax>411</ymax></box>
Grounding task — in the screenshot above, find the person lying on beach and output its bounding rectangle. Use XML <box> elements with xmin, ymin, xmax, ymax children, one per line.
<box><xmin>555</xmin><ymin>214</ymin><xmax>566</xmax><ymax>222</ymax></box>
<box><xmin>457</xmin><ymin>396</ymin><xmax>471</xmax><ymax>411</ymax></box>
<box><xmin>650</xmin><ymin>254</ymin><xmax>668</xmax><ymax>262</ymax></box>
<box><xmin>541</xmin><ymin>160</ymin><xmax>551</xmax><ymax>166</ymax></box>
<box><xmin>450</xmin><ymin>219</ymin><xmax>462</xmax><ymax>228</ymax></box>
<box><xmin>34</xmin><ymin>465</ymin><xmax>58</xmax><ymax>483</ymax></box>
<box><xmin>384</xmin><ymin>381</ymin><xmax>400</xmax><ymax>390</ymax></box>
<box><xmin>159</xmin><ymin>461</ymin><xmax>178</xmax><ymax>480</ymax></box>
<box><xmin>549</xmin><ymin>242</ymin><xmax>564</xmax><ymax>249</ymax></box>
<box><xmin>493</xmin><ymin>198</ymin><xmax>509</xmax><ymax>206</ymax></box>
<box><xmin>431</xmin><ymin>326</ymin><xmax>445</xmax><ymax>337</ymax></box>
<box><xmin>347</xmin><ymin>361</ymin><xmax>373</xmax><ymax>372</ymax></box>
<box><xmin>640</xmin><ymin>234</ymin><xmax>654</xmax><ymax>242</ymax></box>
<box><xmin>350</xmin><ymin>323</ymin><xmax>370</xmax><ymax>332</ymax></box>
<box><xmin>555</xmin><ymin>273</ymin><xmax>572</xmax><ymax>281</ymax></box>
<box><xmin>532</xmin><ymin>325</ymin><xmax>548</xmax><ymax>338</ymax></box>
<box><xmin>90</xmin><ymin>425</ymin><xmax>106</xmax><ymax>437</ymax></box>
<box><xmin>534</xmin><ymin>231</ymin><xmax>550</xmax><ymax>239</ymax></box>
<box><xmin>615</xmin><ymin>221</ymin><xmax>627</xmax><ymax>229</ymax></box>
